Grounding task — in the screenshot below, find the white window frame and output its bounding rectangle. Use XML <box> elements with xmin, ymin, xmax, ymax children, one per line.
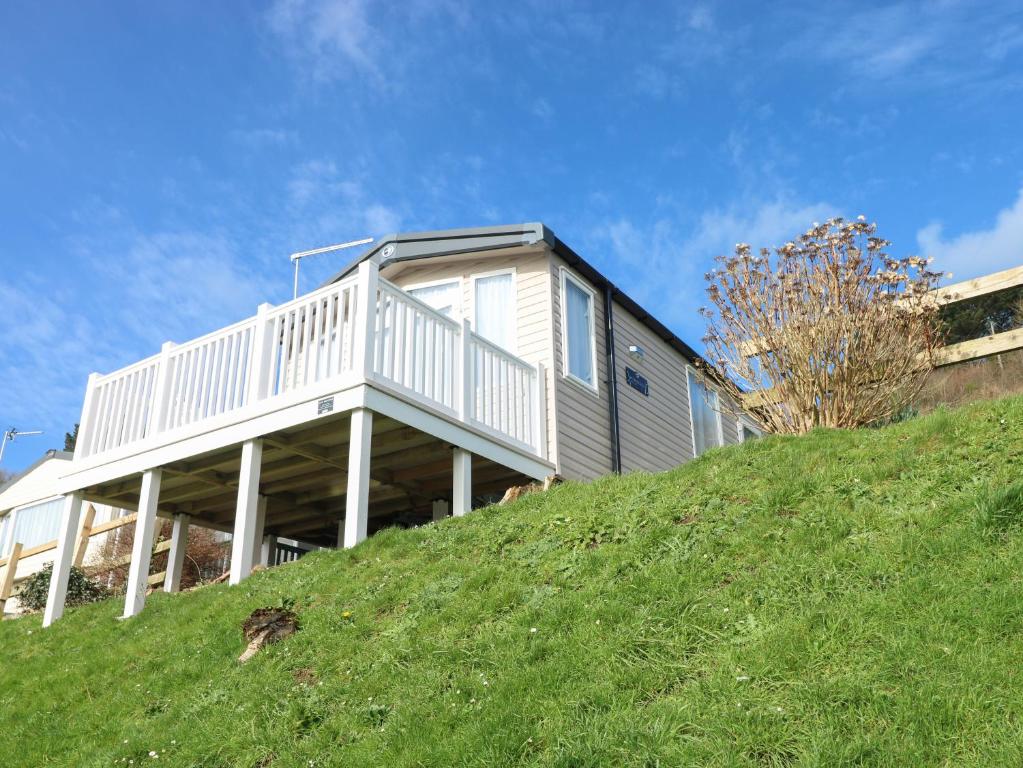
<box><xmin>469</xmin><ymin>267</ymin><xmax>517</xmax><ymax>354</ymax></box>
<box><xmin>559</xmin><ymin>267</ymin><xmax>599</xmax><ymax>395</ymax></box>
<box><xmin>686</xmin><ymin>364</ymin><xmax>724</xmax><ymax>456</ymax></box>
<box><xmin>403</xmin><ymin>277</ymin><xmax>464</xmax><ymax>319</ymax></box>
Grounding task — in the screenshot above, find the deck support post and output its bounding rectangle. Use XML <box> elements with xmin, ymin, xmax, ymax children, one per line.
<box><xmin>343</xmin><ymin>408</ymin><xmax>373</xmax><ymax>548</ymax></box>
<box><xmin>123</xmin><ymin>469</ymin><xmax>162</xmax><ymax>618</ymax></box>
<box><xmin>229</xmin><ymin>439</ymin><xmax>263</xmax><ymax>585</ymax></box>
<box><xmin>452</xmin><ymin>448</ymin><xmax>472</xmax><ymax>517</ymax></box>
<box><xmin>261</xmin><ymin>535</ymin><xmax>277</xmax><ymax>567</ymax></box>
<box><xmin>163</xmin><ymin>513</ymin><xmax>190</xmax><ymax>593</ymax></box>
<box><xmin>251</xmin><ymin>496</ymin><xmax>267</xmax><ymax>569</ymax></box>
<box><xmin>432</xmin><ymin>499</ymin><xmax>450</xmax><ymax>522</ymax></box>
<box><xmin>42</xmin><ymin>492</ymin><xmax>84</xmax><ymax>627</ymax></box>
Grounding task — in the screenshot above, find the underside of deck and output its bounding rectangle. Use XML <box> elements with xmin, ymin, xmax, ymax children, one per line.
<box><xmin>76</xmin><ymin>410</ymin><xmax>534</xmax><ymax>547</ymax></box>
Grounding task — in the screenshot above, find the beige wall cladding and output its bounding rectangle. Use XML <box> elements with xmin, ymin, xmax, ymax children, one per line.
<box><xmin>386</xmin><ymin>244</ymin><xmax>748</xmax><ymax>482</ymax></box>
<box><xmin>612</xmin><ymin>303</ymin><xmax>695</xmax><ymax>472</ymax></box>
<box><xmin>549</xmin><ymin>255</ymin><xmax>614</xmax><ymax>481</ymax></box>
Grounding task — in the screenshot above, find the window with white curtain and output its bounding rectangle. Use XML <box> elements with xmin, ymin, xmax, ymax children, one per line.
<box><xmin>0</xmin><ymin>513</ymin><xmax>9</xmax><ymax>558</ymax></box>
<box><xmin>688</xmin><ymin>370</ymin><xmax>722</xmax><ymax>456</ymax></box>
<box><xmin>562</xmin><ymin>270</ymin><xmax>596</xmax><ymax>388</ymax></box>
<box><xmin>473</xmin><ymin>272</ymin><xmax>515</xmax><ymax>351</ymax></box>
<box><xmin>407</xmin><ymin>280</ymin><xmax>461</xmax><ymax>318</ymax></box>
<box><xmin>8</xmin><ymin>497</ymin><xmax>64</xmax><ymax>552</ymax></box>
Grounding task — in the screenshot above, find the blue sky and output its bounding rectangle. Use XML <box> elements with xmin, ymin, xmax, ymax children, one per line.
<box><xmin>1</xmin><ymin>0</ymin><xmax>1022</xmax><ymax>471</ymax></box>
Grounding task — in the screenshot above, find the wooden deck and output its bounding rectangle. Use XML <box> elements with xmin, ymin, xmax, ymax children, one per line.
<box><xmin>37</xmin><ymin>261</ymin><xmax>554</xmax><ymax>626</ymax></box>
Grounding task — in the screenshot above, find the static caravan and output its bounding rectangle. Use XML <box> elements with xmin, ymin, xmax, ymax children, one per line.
<box><xmin>326</xmin><ymin>223</ymin><xmax>760</xmax><ymax>480</ymax></box>
<box><xmin>24</xmin><ymin>222</ymin><xmax>762</xmax><ymax>626</ymax></box>
<box><xmin>0</xmin><ymin>451</ymin><xmax>133</xmax><ymax>615</ymax></box>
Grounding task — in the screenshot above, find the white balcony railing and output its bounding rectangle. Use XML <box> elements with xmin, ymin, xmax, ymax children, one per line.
<box><xmin>74</xmin><ymin>263</ymin><xmax>546</xmax><ymax>462</ymax></box>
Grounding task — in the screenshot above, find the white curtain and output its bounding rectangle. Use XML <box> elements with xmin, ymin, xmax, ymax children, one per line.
<box><xmin>688</xmin><ymin>370</ymin><xmax>721</xmax><ymax>456</ymax></box>
<box><xmin>409</xmin><ymin>281</ymin><xmax>461</xmax><ymax>318</ymax></box>
<box><xmin>474</xmin><ymin>273</ymin><xmax>514</xmax><ymax>350</ymax></box>
<box><xmin>9</xmin><ymin>497</ymin><xmax>64</xmax><ymax>551</ymax></box>
<box><xmin>565</xmin><ymin>277</ymin><xmax>593</xmax><ymax>384</ymax></box>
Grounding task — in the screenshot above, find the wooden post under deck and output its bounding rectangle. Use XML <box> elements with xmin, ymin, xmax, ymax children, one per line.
<box><xmin>164</xmin><ymin>513</ymin><xmax>190</xmax><ymax>593</ymax></box>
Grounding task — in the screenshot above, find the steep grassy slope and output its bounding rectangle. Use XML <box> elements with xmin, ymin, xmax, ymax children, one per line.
<box><xmin>4</xmin><ymin>398</ymin><xmax>1023</xmax><ymax>767</ymax></box>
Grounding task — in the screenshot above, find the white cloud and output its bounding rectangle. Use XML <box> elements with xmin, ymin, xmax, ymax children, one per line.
<box><xmin>796</xmin><ymin>1</ymin><xmax>1023</xmax><ymax>90</ymax></box>
<box><xmin>531</xmin><ymin>98</ymin><xmax>554</xmax><ymax>121</ymax></box>
<box><xmin>0</xmin><ymin>223</ymin><xmax>275</xmax><ymax>457</ymax></box>
<box><xmin>266</xmin><ymin>0</ymin><xmax>469</xmax><ymax>86</ymax></box>
<box><xmin>231</xmin><ymin>127</ymin><xmax>298</xmax><ymax>148</ymax></box>
<box><xmin>917</xmin><ymin>187</ymin><xmax>1023</xmax><ymax>283</ymax></box>
<box><xmin>687</xmin><ymin>5</ymin><xmax>714</xmax><ymax>32</ymax></box>
<box><xmin>268</xmin><ymin>0</ymin><xmax>381</xmax><ymax>81</ymax></box>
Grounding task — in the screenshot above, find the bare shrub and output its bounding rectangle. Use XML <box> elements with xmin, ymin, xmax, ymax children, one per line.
<box><xmin>89</xmin><ymin>520</ymin><xmax>229</xmax><ymax>592</ymax></box>
<box><xmin>701</xmin><ymin>217</ymin><xmax>944</xmax><ymax>433</ymax></box>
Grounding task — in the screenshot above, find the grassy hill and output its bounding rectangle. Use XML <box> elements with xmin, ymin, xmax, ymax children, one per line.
<box><xmin>5</xmin><ymin>397</ymin><xmax>1023</xmax><ymax>767</ymax></box>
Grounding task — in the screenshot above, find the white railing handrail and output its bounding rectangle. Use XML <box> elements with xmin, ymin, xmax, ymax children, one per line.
<box><xmin>377</xmin><ymin>278</ymin><xmax>462</xmax><ymax>331</ymax></box>
<box><xmin>76</xmin><ymin>263</ymin><xmax>547</xmax><ymax>462</ymax></box>
<box><xmin>467</xmin><ymin>329</ymin><xmax>538</xmax><ymax>375</ymax></box>
<box><xmin>163</xmin><ymin>315</ymin><xmax>257</xmax><ymax>359</ymax></box>
<box><xmin>271</xmin><ymin>273</ymin><xmax>360</xmax><ymax>318</ymax></box>
<box><xmin>91</xmin><ymin>351</ymin><xmax>163</xmax><ymax>388</ymax></box>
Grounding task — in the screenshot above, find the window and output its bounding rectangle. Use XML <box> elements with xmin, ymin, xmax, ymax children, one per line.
<box><xmin>561</xmin><ymin>270</ymin><xmax>596</xmax><ymax>389</ymax></box>
<box><xmin>473</xmin><ymin>272</ymin><xmax>515</xmax><ymax>351</ymax></box>
<box><xmin>687</xmin><ymin>369</ymin><xmax>722</xmax><ymax>456</ymax></box>
<box><xmin>407</xmin><ymin>280</ymin><xmax>461</xmax><ymax>318</ymax></box>
<box><xmin>8</xmin><ymin>497</ymin><xmax>64</xmax><ymax>552</ymax></box>
<box><xmin>739</xmin><ymin>419</ymin><xmax>763</xmax><ymax>442</ymax></box>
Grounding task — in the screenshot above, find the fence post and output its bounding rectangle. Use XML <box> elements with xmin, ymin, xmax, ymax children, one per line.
<box><xmin>72</xmin><ymin>504</ymin><xmax>97</xmax><ymax>568</ymax></box>
<box><xmin>533</xmin><ymin>362</ymin><xmax>548</xmax><ymax>459</ymax></box>
<box><xmin>149</xmin><ymin>341</ymin><xmax>178</xmax><ymax>438</ymax></box>
<box><xmin>247</xmin><ymin>303</ymin><xmax>274</xmax><ymax>404</ymax></box>
<box><xmin>459</xmin><ymin>318</ymin><xmax>473</xmax><ymax>422</ymax></box>
<box><xmin>352</xmin><ymin>261</ymin><xmax>379</xmax><ymax>382</ymax></box>
<box><xmin>0</xmin><ymin>542</ymin><xmax>23</xmax><ymax>614</ymax></box>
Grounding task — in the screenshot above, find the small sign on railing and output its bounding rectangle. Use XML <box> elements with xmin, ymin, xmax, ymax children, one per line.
<box><xmin>318</xmin><ymin>397</ymin><xmax>334</xmax><ymax>415</ymax></box>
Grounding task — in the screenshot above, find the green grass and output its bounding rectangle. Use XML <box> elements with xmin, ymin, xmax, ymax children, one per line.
<box><xmin>5</xmin><ymin>397</ymin><xmax>1023</xmax><ymax>766</ymax></box>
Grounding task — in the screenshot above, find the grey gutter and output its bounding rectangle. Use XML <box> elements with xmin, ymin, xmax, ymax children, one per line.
<box><xmin>603</xmin><ymin>284</ymin><xmax>623</xmax><ymax>474</ymax></box>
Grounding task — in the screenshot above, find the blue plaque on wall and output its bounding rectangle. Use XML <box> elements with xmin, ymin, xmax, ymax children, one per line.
<box><xmin>625</xmin><ymin>367</ymin><xmax>649</xmax><ymax>396</ymax></box>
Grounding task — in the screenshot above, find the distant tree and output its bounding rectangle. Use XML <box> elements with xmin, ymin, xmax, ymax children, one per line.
<box><xmin>701</xmin><ymin>217</ymin><xmax>944</xmax><ymax>433</ymax></box>
<box><xmin>64</xmin><ymin>423</ymin><xmax>79</xmax><ymax>452</ymax></box>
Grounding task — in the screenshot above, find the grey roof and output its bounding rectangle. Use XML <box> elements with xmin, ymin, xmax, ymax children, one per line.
<box><xmin>323</xmin><ymin>222</ymin><xmax>706</xmax><ymax>367</ymax></box>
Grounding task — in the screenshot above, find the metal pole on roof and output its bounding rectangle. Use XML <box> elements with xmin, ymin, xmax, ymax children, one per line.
<box><xmin>0</xmin><ymin>427</ymin><xmax>43</xmax><ymax>465</ymax></box>
<box><xmin>289</xmin><ymin>238</ymin><xmax>374</xmax><ymax>299</ymax></box>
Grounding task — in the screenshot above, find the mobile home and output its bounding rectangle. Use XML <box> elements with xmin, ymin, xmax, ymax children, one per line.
<box><xmin>20</xmin><ymin>223</ymin><xmax>760</xmax><ymax>626</ymax></box>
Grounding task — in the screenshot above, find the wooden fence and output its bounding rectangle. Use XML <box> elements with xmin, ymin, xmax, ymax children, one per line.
<box><xmin>0</xmin><ymin>504</ymin><xmax>168</xmax><ymax>612</ymax></box>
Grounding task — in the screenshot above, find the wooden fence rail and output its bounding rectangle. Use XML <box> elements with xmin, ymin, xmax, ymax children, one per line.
<box><xmin>0</xmin><ymin>505</ymin><xmax>151</xmax><ymax>611</ymax></box>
